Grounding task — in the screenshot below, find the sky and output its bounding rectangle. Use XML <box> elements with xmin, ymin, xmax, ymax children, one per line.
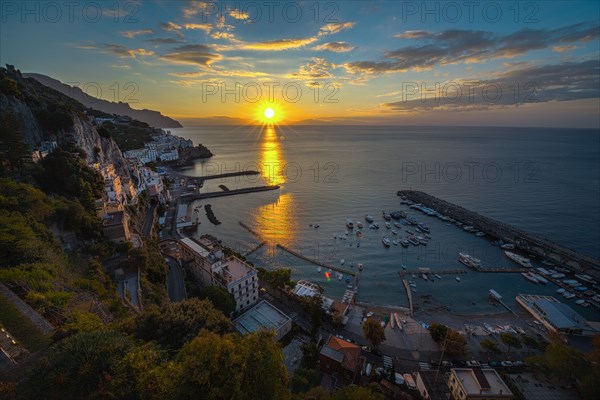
<box><xmin>1</xmin><ymin>0</ymin><xmax>599</xmax><ymax>127</ymax></box>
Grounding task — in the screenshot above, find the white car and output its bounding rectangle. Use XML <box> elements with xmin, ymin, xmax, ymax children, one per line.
<box><xmin>501</xmin><ymin>361</ymin><xmax>514</xmax><ymax>367</ymax></box>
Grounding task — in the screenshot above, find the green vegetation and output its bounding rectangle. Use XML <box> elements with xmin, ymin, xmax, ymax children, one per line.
<box><xmin>500</xmin><ymin>332</ymin><xmax>522</xmax><ymax>354</ymax></box>
<box><xmin>480</xmin><ymin>337</ymin><xmax>501</xmax><ymax>354</ymax></box>
<box><xmin>195</xmin><ymin>285</ymin><xmax>236</xmax><ymax>316</ymax></box>
<box><xmin>428</xmin><ymin>323</ymin><xmax>467</xmax><ymax>356</ymax></box>
<box><xmin>104</xmin><ymin>120</ymin><xmax>154</xmax><ymax>152</ymax></box>
<box><xmin>0</xmin><ymin>295</ymin><xmax>51</xmax><ymax>352</ymax></box>
<box><xmin>363</xmin><ymin>318</ymin><xmax>386</xmax><ymax>348</ymax></box>
<box><xmin>257</xmin><ymin>267</ymin><xmax>294</xmax><ymax>290</ymax></box>
<box><xmin>526</xmin><ymin>335</ymin><xmax>600</xmax><ymax>400</ymax></box>
<box><xmin>133</xmin><ymin>298</ymin><xmax>231</xmax><ymax>350</ymax></box>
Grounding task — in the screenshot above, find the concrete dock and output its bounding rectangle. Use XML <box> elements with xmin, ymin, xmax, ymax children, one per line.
<box><xmin>397</xmin><ymin>190</ymin><xmax>600</xmax><ymax>278</ymax></box>
<box><xmin>181</xmin><ymin>185</ymin><xmax>279</xmax><ymax>200</ymax></box>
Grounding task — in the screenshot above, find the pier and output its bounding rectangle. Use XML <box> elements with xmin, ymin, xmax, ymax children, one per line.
<box><xmin>473</xmin><ymin>266</ymin><xmax>529</xmax><ymax>273</ymax></box>
<box><xmin>244</xmin><ymin>242</ymin><xmax>266</xmax><ymax>257</ymax></box>
<box><xmin>276</xmin><ymin>244</ymin><xmax>357</xmax><ymax>277</ymax></box>
<box><xmin>181</xmin><ymin>185</ymin><xmax>279</xmax><ymax>200</ymax></box>
<box><xmin>397</xmin><ymin>190</ymin><xmax>600</xmax><ymax>278</ymax></box>
<box><xmin>400</xmin><ymin>269</ymin><xmax>468</xmax><ymax>276</ymax></box>
<box><xmin>401</xmin><ymin>278</ymin><xmax>414</xmax><ymax>316</ymax></box>
<box><xmin>239</xmin><ymin>221</ymin><xmax>267</xmax><ymax>242</ymax></box>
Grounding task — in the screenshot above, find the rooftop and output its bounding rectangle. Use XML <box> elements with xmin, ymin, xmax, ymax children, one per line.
<box><xmin>517</xmin><ymin>294</ymin><xmax>593</xmax><ymax>332</ymax></box>
<box><xmin>103</xmin><ymin>211</ymin><xmax>125</xmax><ymax>226</ymax></box>
<box><xmin>452</xmin><ymin>368</ymin><xmax>512</xmax><ymax>396</ymax></box>
<box><xmin>321</xmin><ymin>335</ymin><xmax>362</xmax><ymax>372</ymax></box>
<box><xmin>214</xmin><ymin>256</ymin><xmax>255</xmax><ymax>284</ymax></box>
<box><xmin>180</xmin><ymin>237</ymin><xmax>210</xmax><ymax>258</ymax></box>
<box><xmin>233</xmin><ymin>300</ymin><xmax>291</xmax><ymax>335</ymax></box>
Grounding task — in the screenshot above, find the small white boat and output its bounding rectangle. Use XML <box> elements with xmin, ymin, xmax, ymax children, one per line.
<box><xmin>401</xmin><ymin>264</ymin><xmax>408</xmax><ymax>270</ymax></box>
<box><xmin>365</xmin><ymin>215</ymin><xmax>374</xmax><ymax>222</ymax></box>
<box><xmin>382</xmin><ymin>236</ymin><xmax>391</xmax><ymax>247</ymax></box>
<box><xmin>317</xmin><ymin>267</ymin><xmax>322</xmax><ymax>273</ymax></box>
<box><xmin>392</xmin><ymin>239</ymin><xmax>399</xmax><ymax>246</ymax></box>
<box><xmin>385</xmin><ymin>222</ymin><xmax>391</xmax><ymax>229</ymax></box>
<box><xmin>340</xmin><ymin>259</ymin><xmax>345</xmax><ymax>265</ymax></box>
<box><xmin>358</xmin><ymin>263</ymin><xmax>363</xmax><ymax>271</ymax></box>
<box><xmin>390</xmin><ymin>313</ymin><xmax>395</xmax><ymax>329</ymax></box>
<box><xmin>434</xmin><ymin>274</ymin><xmax>442</xmax><ymax>280</ymax></box>
<box><xmin>563</xmin><ymin>292</ymin><xmax>576</xmax><ymax>299</ymax></box>
<box><xmin>456</xmin><ymin>277</ymin><xmax>461</xmax><ymax>282</ymax></box>
<box><xmin>391</xmin><ymin>229</ymin><xmax>398</xmax><ymax>235</ymax></box>
<box><xmin>422</xmin><ymin>274</ymin><xmax>429</xmax><ymax>281</ymax></box>
<box><xmin>556</xmin><ymin>288</ymin><xmax>565</xmax><ymax>294</ymax></box>
<box><xmin>522</xmin><ymin>272</ymin><xmax>539</xmax><ymax>284</ymax></box>
<box><xmin>501</xmin><ymin>243</ymin><xmax>516</xmax><ymax>250</ymax></box>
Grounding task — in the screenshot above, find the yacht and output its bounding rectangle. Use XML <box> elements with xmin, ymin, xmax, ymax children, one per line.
<box><xmin>382</xmin><ymin>211</ymin><xmax>392</xmax><ymax>221</ymax></box>
<box><xmin>456</xmin><ymin>276</ymin><xmax>461</xmax><ymax>282</ymax></box>
<box><xmin>385</xmin><ymin>222</ymin><xmax>391</xmax><ymax>229</ymax></box>
<box><xmin>400</xmin><ymin>239</ymin><xmax>410</xmax><ymax>247</ymax></box>
<box><xmin>408</xmin><ymin>237</ymin><xmax>420</xmax><ymax>246</ymax></box>
<box><xmin>505</xmin><ymin>251</ymin><xmax>532</xmax><ymax>268</ymax></box>
<box><xmin>434</xmin><ymin>274</ymin><xmax>442</xmax><ymax>280</ymax></box>
<box><xmin>575</xmin><ymin>274</ymin><xmax>597</xmax><ymax>285</ymax></box>
<box><xmin>575</xmin><ymin>299</ymin><xmax>586</xmax><ymax>305</ymax></box>
<box><xmin>365</xmin><ymin>215</ymin><xmax>374</xmax><ymax>223</ymax></box>
<box><xmin>475</xmin><ymin>232</ymin><xmax>485</xmax><ymax>237</ymax></box>
<box><xmin>417</xmin><ymin>223</ymin><xmax>430</xmax><ymax>233</ymax></box>
<box><xmin>346</xmin><ymin>219</ymin><xmax>354</xmax><ymax>229</ymax></box>
<box><xmin>416</xmin><ymin>236</ymin><xmax>429</xmax><ymax>245</ymax></box>
<box><xmin>556</xmin><ymin>288</ymin><xmax>566</xmax><ymax>294</ymax></box>
<box><xmin>391</xmin><ymin>229</ymin><xmax>398</xmax><ymax>235</ymax></box>
<box><xmin>500</xmin><ymin>243</ymin><xmax>516</xmax><ymax>250</ymax></box>
<box><xmin>532</xmin><ymin>274</ymin><xmax>548</xmax><ymax>284</ymax></box>
<box><xmin>458</xmin><ymin>253</ymin><xmax>482</xmax><ymax>269</ymax></box>
<box><xmin>551</xmin><ymin>273</ymin><xmax>565</xmax><ymax>279</ymax></box>
<box><xmin>382</xmin><ymin>236</ymin><xmax>391</xmax><ymax>247</ymax></box>
<box><xmin>521</xmin><ymin>272</ymin><xmax>539</xmax><ymax>284</ymax></box>
<box><xmin>563</xmin><ymin>292</ymin><xmax>576</xmax><ymax>299</ymax></box>
<box><xmin>422</xmin><ymin>274</ymin><xmax>429</xmax><ymax>281</ymax></box>
<box><xmin>392</xmin><ymin>239</ymin><xmax>399</xmax><ymax>246</ymax></box>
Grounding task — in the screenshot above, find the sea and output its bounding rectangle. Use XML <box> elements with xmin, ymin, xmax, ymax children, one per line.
<box><xmin>170</xmin><ymin>125</ymin><xmax>600</xmax><ymax>320</ymax></box>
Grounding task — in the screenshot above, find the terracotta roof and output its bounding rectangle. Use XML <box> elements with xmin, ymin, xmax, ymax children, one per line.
<box><xmin>324</xmin><ymin>336</ymin><xmax>361</xmax><ymax>371</ymax></box>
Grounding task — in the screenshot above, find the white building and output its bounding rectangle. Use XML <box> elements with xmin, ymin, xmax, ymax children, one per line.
<box><xmin>159</xmin><ymin>148</ymin><xmax>179</xmax><ymax>162</ymax></box>
<box><xmin>448</xmin><ymin>368</ymin><xmax>513</xmax><ymax>400</ymax></box>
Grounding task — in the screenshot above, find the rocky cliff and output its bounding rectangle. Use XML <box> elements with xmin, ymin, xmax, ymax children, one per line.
<box><xmin>1</xmin><ymin>65</ymin><xmax>130</xmax><ymax>178</ymax></box>
<box><xmin>24</xmin><ymin>73</ymin><xmax>182</xmax><ymax>128</ymax></box>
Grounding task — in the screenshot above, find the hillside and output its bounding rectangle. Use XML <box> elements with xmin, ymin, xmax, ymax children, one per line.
<box><xmin>24</xmin><ymin>73</ymin><xmax>182</xmax><ymax>128</ymax></box>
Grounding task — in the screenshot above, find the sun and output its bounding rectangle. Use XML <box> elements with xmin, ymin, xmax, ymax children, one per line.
<box><xmin>256</xmin><ymin>102</ymin><xmax>284</xmax><ymax>125</ymax></box>
<box><xmin>264</xmin><ymin>107</ymin><xmax>275</xmax><ymax>120</ymax></box>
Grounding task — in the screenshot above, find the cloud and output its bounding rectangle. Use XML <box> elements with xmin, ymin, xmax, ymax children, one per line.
<box><xmin>313</xmin><ymin>42</ymin><xmax>355</xmax><ymax>53</ymax></box>
<box><xmin>228</xmin><ymin>10</ymin><xmax>250</xmax><ymax>20</ymax></box>
<box><xmin>347</xmin><ymin>23</ymin><xmax>599</xmax><ymax>75</ymax></box>
<box><xmin>170</xmin><ymin>69</ymin><xmax>269</xmax><ymax>78</ymax></box>
<box><xmin>121</xmin><ymin>29</ymin><xmax>155</xmax><ymax>38</ymax></box>
<box><xmin>239</xmin><ymin>37</ymin><xmax>319</xmax><ymax>51</ymax></box>
<box><xmin>183</xmin><ymin>23</ymin><xmax>212</xmax><ymax>33</ymax></box>
<box><xmin>146</xmin><ymin>38</ymin><xmax>186</xmax><ymax>45</ymax></box>
<box><xmin>553</xmin><ymin>45</ymin><xmax>578</xmax><ymax>52</ymax></box>
<box><xmin>182</xmin><ymin>1</ymin><xmax>213</xmax><ymax>18</ymax></box>
<box><xmin>319</xmin><ymin>22</ymin><xmax>356</xmax><ymax>36</ymax></box>
<box><xmin>160</xmin><ymin>44</ymin><xmax>221</xmax><ymax>67</ymax></box>
<box><xmin>160</xmin><ymin>22</ymin><xmax>182</xmax><ymax>32</ymax></box>
<box><xmin>78</xmin><ymin>43</ymin><xmax>155</xmax><ymax>58</ymax></box>
<box><xmin>217</xmin><ymin>20</ymin><xmax>357</xmax><ymax>52</ymax></box>
<box><xmin>380</xmin><ymin>60</ymin><xmax>599</xmax><ymax>112</ymax></box>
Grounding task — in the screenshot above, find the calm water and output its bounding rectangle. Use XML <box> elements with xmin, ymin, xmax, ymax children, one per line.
<box><xmin>172</xmin><ymin>125</ymin><xmax>600</xmax><ymax>319</ymax></box>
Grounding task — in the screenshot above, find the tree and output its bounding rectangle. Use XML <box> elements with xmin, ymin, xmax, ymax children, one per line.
<box><xmin>197</xmin><ymin>285</ymin><xmax>236</xmax><ymax>316</ymax></box>
<box><xmin>445</xmin><ymin>329</ymin><xmax>468</xmax><ymax>356</ymax></box>
<box><xmin>135</xmin><ymin>298</ymin><xmax>231</xmax><ymax>350</ymax></box>
<box><xmin>22</xmin><ymin>330</ymin><xmax>134</xmax><ymax>399</ymax></box>
<box><xmin>521</xmin><ymin>335</ymin><xmax>541</xmax><ymax>355</ymax></box>
<box><xmin>332</xmin><ymin>385</ymin><xmax>385</xmax><ymax>400</ymax></box>
<box><xmin>291</xmin><ymin>367</ymin><xmax>317</xmax><ymax>393</ymax></box>
<box><xmin>480</xmin><ymin>338</ymin><xmax>501</xmax><ymax>354</ymax></box>
<box><xmin>301</xmin><ymin>293</ymin><xmax>324</xmax><ymax>336</ymax></box>
<box><xmin>500</xmin><ymin>333</ymin><xmax>522</xmax><ymax>355</ymax></box>
<box><xmin>363</xmin><ymin>318</ymin><xmax>386</xmax><ymax>348</ymax></box>
<box><xmin>429</xmin><ymin>323</ymin><xmax>449</xmax><ymax>343</ymax></box>
<box><xmin>175</xmin><ymin>330</ymin><xmax>289</xmax><ymax>400</ymax></box>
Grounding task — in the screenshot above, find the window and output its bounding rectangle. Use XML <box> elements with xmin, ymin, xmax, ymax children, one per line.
<box><xmin>238</xmin><ymin>284</ymin><xmax>241</xmax><ymax>289</ymax></box>
<box><xmin>246</xmin><ymin>300</ymin><xmax>250</xmax><ymax>305</ymax></box>
<box><xmin>253</xmin><ymin>296</ymin><xmax>256</xmax><ymax>300</ymax></box>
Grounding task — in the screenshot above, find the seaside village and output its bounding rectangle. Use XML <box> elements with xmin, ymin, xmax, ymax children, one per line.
<box><xmin>18</xmin><ymin>115</ymin><xmax>599</xmax><ymax>400</ymax></box>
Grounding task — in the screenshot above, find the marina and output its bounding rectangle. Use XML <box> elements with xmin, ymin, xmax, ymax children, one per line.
<box><xmin>396</xmin><ymin>190</ymin><xmax>600</xmax><ymax>278</ymax></box>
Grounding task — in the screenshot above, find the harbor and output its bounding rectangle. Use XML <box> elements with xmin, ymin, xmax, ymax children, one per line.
<box><xmin>397</xmin><ymin>190</ymin><xmax>600</xmax><ymax>278</ymax></box>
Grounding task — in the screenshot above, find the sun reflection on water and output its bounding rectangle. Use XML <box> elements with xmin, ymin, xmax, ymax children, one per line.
<box><xmin>254</xmin><ymin>126</ymin><xmax>297</xmax><ymax>247</ymax></box>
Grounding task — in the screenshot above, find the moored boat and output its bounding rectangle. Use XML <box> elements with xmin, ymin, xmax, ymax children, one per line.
<box><xmin>365</xmin><ymin>215</ymin><xmax>374</xmax><ymax>223</ymax></box>
<box><xmin>382</xmin><ymin>236</ymin><xmax>391</xmax><ymax>247</ymax></box>
<box><xmin>346</xmin><ymin>219</ymin><xmax>354</xmax><ymax>229</ymax></box>
<box><xmin>458</xmin><ymin>252</ymin><xmax>482</xmax><ymax>269</ymax></box>
<box><xmin>505</xmin><ymin>251</ymin><xmax>532</xmax><ymax>268</ymax></box>
<box><xmin>521</xmin><ymin>272</ymin><xmax>539</xmax><ymax>284</ymax></box>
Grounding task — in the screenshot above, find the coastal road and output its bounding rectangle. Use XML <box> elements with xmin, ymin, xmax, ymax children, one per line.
<box><xmin>142</xmin><ymin>203</ymin><xmax>157</xmax><ymax>238</ymax></box>
<box><xmin>166</xmin><ymin>256</ymin><xmax>186</xmax><ymax>302</ymax></box>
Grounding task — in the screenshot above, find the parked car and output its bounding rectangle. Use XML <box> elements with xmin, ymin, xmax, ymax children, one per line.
<box><xmin>441</xmin><ymin>361</ymin><xmax>453</xmax><ymax>367</ymax></box>
<box><xmin>500</xmin><ymin>361</ymin><xmax>514</xmax><ymax>367</ymax></box>
<box><xmin>466</xmin><ymin>360</ymin><xmax>481</xmax><ymax>367</ymax></box>
<box><xmin>361</xmin><ymin>346</ymin><xmax>372</xmax><ymax>353</ymax></box>
<box><xmin>513</xmin><ymin>361</ymin><xmax>525</xmax><ymax>367</ymax></box>
<box><xmin>394</xmin><ymin>373</ymin><xmax>405</xmax><ymax>385</ymax></box>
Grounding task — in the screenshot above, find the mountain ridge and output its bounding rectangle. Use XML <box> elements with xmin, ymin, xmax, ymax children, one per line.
<box><xmin>24</xmin><ymin>73</ymin><xmax>182</xmax><ymax>128</ymax></box>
